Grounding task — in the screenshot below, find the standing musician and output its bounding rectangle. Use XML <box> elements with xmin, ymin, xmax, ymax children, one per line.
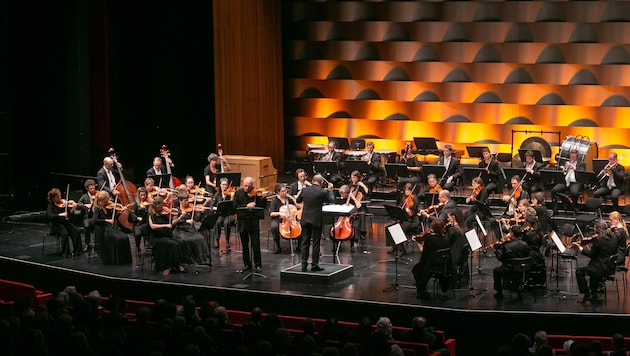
<box><xmin>412</xmin><ymin>219</ymin><xmax>451</xmax><ymax>299</ymax></box>
<box><xmin>479</xmin><ymin>148</ymin><xmax>504</xmax><ymax>195</ymax></box>
<box><xmin>464</xmin><ymin>177</ymin><xmax>490</xmax><ymax>229</ymax></box>
<box><xmin>233</xmin><ymin>177</ymin><xmax>268</xmax><ymax>273</ymax></box>
<box><xmin>399</xmin><ymin>142</ymin><xmax>422</xmax><ymax>192</ymax></box>
<box><xmin>96</xmin><ymin>156</ymin><xmax>123</xmax><ymax>198</ymax></box>
<box><xmin>593</xmin><ymin>152</ymin><xmax>625</xmax><ymax>211</ymax></box>
<box><xmin>212</xmin><ymin>178</ymin><xmax>236</xmax><ymax>252</ymax></box>
<box><xmin>288</xmin><ymin>168</ymin><xmax>312</xmax><ymax>196</ymax></box>
<box><xmin>76</xmin><ymin>179</ymin><xmax>98</xmax><ymax>253</ymax></box>
<box><xmin>92</xmin><ymin>191</ymin><xmax>132</xmax><ymax>265</ymax></box>
<box><xmin>490</xmin><ymin>225</ymin><xmax>530</xmax><ymax>300</ymax></box>
<box><xmin>203</xmin><ymin>153</ymin><xmax>231</xmax><ymax>195</ymax></box>
<box><xmin>321</xmin><ymin>140</ymin><xmax>343</xmax><ymax>186</ymax></box>
<box><xmin>418</xmin><ymin>174</ymin><xmax>442</xmax><ymax>204</ymax></box>
<box><xmin>296</xmin><ymin>174</ymin><xmax>335</xmax><ymax>272</ymax></box>
<box><xmin>146</xmin><ymin>156</ymin><xmax>175</xmax><ymax>187</ymax></box>
<box><xmin>330</xmin><ymin>184</ymin><xmax>362</xmax><ymax>254</ymax></box>
<box><xmin>573</xmin><ymin>220</ymin><xmax>619</xmax><ymax>303</ymax></box>
<box><xmin>551</xmin><ymin>149</ymin><xmax>584</xmax><ymax>215</ymax></box>
<box><xmin>46</xmin><ymin>188</ymin><xmax>83</xmax><ymax>257</ymax></box>
<box><xmin>269</xmin><ymin>183</ymin><xmax>302</xmax><ymax>254</ymax></box>
<box><xmin>608</xmin><ymin>211</ymin><xmax>629</xmax><ymax>265</ymax></box>
<box><xmin>419</xmin><ymin>189</ymin><xmax>457</xmax><ymax>224</ymax></box>
<box><xmin>521</xmin><ymin>150</ymin><xmax>544</xmax><ymax>194</ymax></box>
<box><xmin>501</xmin><ymin>175</ymin><xmax>529</xmax><ymax>217</ymax></box>
<box><xmin>437</xmin><ymin>144</ymin><xmax>461</xmax><ymax>192</ymax></box>
<box><xmin>363</xmin><ymin>141</ymin><xmax>382</xmax><ymax>193</ymax></box>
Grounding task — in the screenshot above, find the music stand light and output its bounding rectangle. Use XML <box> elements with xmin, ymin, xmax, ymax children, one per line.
<box><xmin>236</xmin><ymin>207</ymin><xmax>267</xmax><ymax>280</ymax></box>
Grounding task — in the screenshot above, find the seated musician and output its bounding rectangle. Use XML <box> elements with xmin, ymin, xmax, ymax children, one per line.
<box><xmin>530</xmin><ymin>191</ymin><xmax>555</xmax><ymax>235</ymax></box>
<box><xmin>521</xmin><ymin>215</ymin><xmax>545</xmax><ymax>271</ymax></box>
<box><xmin>398</xmin><ymin>142</ymin><xmax>421</xmax><ymax>193</ymax></box>
<box><xmin>185</xmin><ymin>175</ymin><xmax>212</xmax><ymax>207</ymax></box>
<box><xmin>437</xmin><ymin>144</ymin><xmax>461</xmax><ymax>192</ymax></box>
<box><xmin>76</xmin><ymin>179</ymin><xmax>98</xmax><ymax>253</ymax></box>
<box><xmin>491</xmin><ymin>225</ymin><xmax>530</xmax><ymax>299</ymax></box>
<box><xmin>288</xmin><ymin>168</ymin><xmax>311</xmax><ymax>196</ymax></box>
<box><xmin>129</xmin><ymin>187</ymin><xmax>151</xmax><ymax>253</ymax></box>
<box><xmin>320</xmin><ymin>140</ymin><xmax>343</xmax><ymax>186</ymax></box>
<box><xmin>501</xmin><ymin>175</ymin><xmax>528</xmax><ymax>218</ymax></box>
<box><xmin>394</xmin><ymin>183</ymin><xmax>420</xmax><ymax>256</ymax></box>
<box><xmin>572</xmin><ymin>220</ymin><xmax>619</xmax><ymax>303</ymax></box>
<box><xmin>447</xmin><ymin>209</ymin><xmax>470</xmax><ymax>286</ymax></box>
<box><xmin>492</xmin><ymin>198</ymin><xmax>528</xmax><ymax>242</ymax></box>
<box><xmin>363</xmin><ymin>141</ymin><xmax>382</xmax><ymax>193</ymax></box>
<box><xmin>46</xmin><ymin>188</ymin><xmax>83</xmax><ymax>257</ymax></box>
<box><xmin>464</xmin><ymin>177</ymin><xmax>490</xmax><ymax>229</ymax></box>
<box><xmin>203</xmin><ymin>153</ymin><xmax>231</xmax><ymax>195</ymax></box>
<box><xmin>148</xmin><ymin>196</ymin><xmax>186</xmax><ymax>276</ymax></box>
<box><xmin>172</xmin><ymin>193</ymin><xmax>211</xmax><ymax>266</ymax></box>
<box><xmin>330</xmin><ymin>184</ymin><xmax>362</xmax><ymax>253</ymax></box>
<box><xmin>521</xmin><ymin>150</ymin><xmax>544</xmax><ymax>194</ymax></box>
<box><xmin>418</xmin><ymin>174</ymin><xmax>442</xmax><ymax>204</ymax></box>
<box><xmin>608</xmin><ymin>211</ymin><xmax>628</xmax><ymax>265</ymax></box>
<box><xmin>593</xmin><ymin>152</ymin><xmax>625</xmax><ymax>211</ymax></box>
<box><xmin>412</xmin><ymin>219</ymin><xmax>451</xmax><ymax>299</ymax></box>
<box><xmin>92</xmin><ymin>191</ymin><xmax>132</xmax><ymax>265</ymax></box>
<box><xmin>418</xmin><ymin>189</ymin><xmax>457</xmax><ymax>224</ymax></box>
<box><xmin>479</xmin><ymin>148</ymin><xmax>503</xmax><ymax>194</ymax></box>
<box><xmin>269</xmin><ymin>183</ymin><xmax>302</xmax><ymax>254</ymax></box>
<box><xmin>349</xmin><ymin>170</ymin><xmax>369</xmax><ymax>241</ymax></box>
<box><xmin>551</xmin><ymin>149</ymin><xmax>584</xmax><ymax>215</ymax></box>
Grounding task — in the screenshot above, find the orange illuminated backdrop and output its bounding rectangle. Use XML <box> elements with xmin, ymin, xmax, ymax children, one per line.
<box><xmin>283</xmin><ymin>1</ymin><xmax>630</xmax><ymax>166</ymax></box>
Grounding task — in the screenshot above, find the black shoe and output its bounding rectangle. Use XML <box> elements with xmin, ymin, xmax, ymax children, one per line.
<box><xmin>301</xmin><ymin>264</ymin><xmax>308</xmax><ymax>272</ymax></box>
<box><xmin>255</xmin><ymin>266</ymin><xmax>262</xmax><ymax>273</ymax></box>
<box><xmin>242</xmin><ymin>265</ymin><xmax>252</xmax><ymax>271</ymax></box>
<box><xmin>311</xmin><ymin>266</ymin><xmax>324</xmax><ymax>272</ymax></box>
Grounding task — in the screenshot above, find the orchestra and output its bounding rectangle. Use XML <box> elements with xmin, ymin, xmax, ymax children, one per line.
<box><xmin>40</xmin><ymin>137</ymin><xmax>629</xmax><ymax>307</ymax></box>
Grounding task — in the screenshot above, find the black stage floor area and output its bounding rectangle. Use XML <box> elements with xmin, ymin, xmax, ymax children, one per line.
<box><xmin>1</xmin><ymin>213</ymin><xmax>630</xmax><ymax>354</ymax></box>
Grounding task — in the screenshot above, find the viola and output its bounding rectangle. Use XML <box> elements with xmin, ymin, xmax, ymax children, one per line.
<box><xmin>471</xmin><ymin>185</ymin><xmax>482</xmax><ymax>200</ymax></box>
<box><xmin>428</xmin><ymin>185</ymin><xmax>442</xmax><ymax>194</ymax></box>
<box><xmin>401</xmin><ymin>194</ymin><xmax>415</xmax><ymax>217</ymax></box>
<box><xmin>106</xmin><ymin>201</ymin><xmax>126</xmax><ymax>212</ymax></box>
<box><xmin>56</xmin><ymin>199</ymin><xmax>77</xmax><ymax>209</ymax></box>
<box><xmin>279</xmin><ymin>200</ymin><xmax>301</xmax><ymax>239</ymax></box>
<box><xmin>420</xmin><ymin>202</ymin><xmax>444</xmax><ymax>216</ymax></box>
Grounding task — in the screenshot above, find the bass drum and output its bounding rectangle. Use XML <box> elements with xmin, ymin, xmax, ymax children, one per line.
<box><xmin>556</xmin><ymin>135</ymin><xmax>598</xmax><ymax>172</ymax></box>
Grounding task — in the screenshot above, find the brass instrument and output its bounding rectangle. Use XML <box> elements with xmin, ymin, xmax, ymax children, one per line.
<box><xmin>597</xmin><ymin>154</ymin><xmax>625</xmax><ymax>182</ymax></box>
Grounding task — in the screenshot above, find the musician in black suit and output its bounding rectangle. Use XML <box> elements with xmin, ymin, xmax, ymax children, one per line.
<box><xmin>593</xmin><ymin>152</ymin><xmax>625</xmax><ymax>211</ymax></box>
<box><xmin>479</xmin><ymin>148</ymin><xmax>503</xmax><ymax>194</ymax></box>
<box><xmin>288</xmin><ymin>168</ymin><xmax>312</xmax><ymax>196</ymax></box>
<box><xmin>296</xmin><ymin>174</ymin><xmax>335</xmax><ymax>272</ymax></box>
<box><xmin>76</xmin><ymin>179</ymin><xmax>98</xmax><ymax>252</ymax></box>
<box><xmin>419</xmin><ymin>190</ymin><xmax>457</xmax><ymax>224</ymax></box>
<box><xmin>491</xmin><ymin>226</ymin><xmax>530</xmax><ymax>299</ymax></box>
<box><xmin>321</xmin><ymin>141</ymin><xmax>343</xmax><ymax>186</ymax></box>
<box><xmin>363</xmin><ymin>141</ymin><xmax>381</xmax><ymax>192</ymax></box>
<box><xmin>233</xmin><ymin>177</ymin><xmax>267</xmax><ymax>273</ymax></box>
<box><xmin>437</xmin><ymin>144</ymin><xmax>461</xmax><ymax>192</ymax></box>
<box><xmin>551</xmin><ymin>149</ymin><xmax>585</xmax><ymax>215</ymax></box>
<box><xmin>96</xmin><ymin>156</ymin><xmax>121</xmax><ymax>198</ymax></box>
<box><xmin>573</xmin><ymin>220</ymin><xmax>619</xmax><ymax>303</ymax></box>
<box><xmin>412</xmin><ymin>219</ymin><xmax>451</xmax><ymax>299</ymax></box>
<box><xmin>521</xmin><ymin>150</ymin><xmax>544</xmax><ymax>194</ymax></box>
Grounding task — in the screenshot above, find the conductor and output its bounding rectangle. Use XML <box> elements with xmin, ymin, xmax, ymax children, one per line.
<box><xmin>296</xmin><ymin>174</ymin><xmax>335</xmax><ymax>272</ymax></box>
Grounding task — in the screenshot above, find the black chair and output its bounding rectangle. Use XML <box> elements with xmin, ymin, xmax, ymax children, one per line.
<box><xmin>601</xmin><ymin>255</ymin><xmax>623</xmax><ymax>302</ymax></box>
<box><xmin>429</xmin><ymin>247</ymin><xmax>454</xmax><ymax>298</ymax></box>
<box><xmin>575</xmin><ymin>197</ymin><xmax>602</xmax><ymax>233</ymax></box>
<box><xmin>504</xmin><ymin>256</ymin><xmax>532</xmax><ymax>300</ymax></box>
<box><xmin>42</xmin><ymin>223</ymin><xmax>61</xmax><ymax>255</ymax></box>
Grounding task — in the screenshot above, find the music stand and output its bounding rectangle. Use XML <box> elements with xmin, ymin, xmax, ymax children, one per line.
<box><xmin>518</xmin><ymin>149</ymin><xmax>543</xmax><ymax>163</ymax></box>
<box><xmin>463</xmin><ymin>229</ymin><xmax>487</xmax><ymax>298</ymax></box>
<box><xmin>344</xmin><ymin>160</ymin><xmax>370</xmax><ymax>175</ymax></box>
<box><xmin>413</xmin><ymin>137</ymin><xmax>439</xmax><ymax>159</ymax></box>
<box><xmin>313</xmin><ymin>161</ymin><xmax>339</xmax><ymax>176</ymax></box>
<box><xmin>147</xmin><ymin>174</ymin><xmax>171</xmax><ymax>189</ymax></box>
<box><xmin>382</xmin><ymin>223</ymin><xmax>415</xmax><ymax>292</ymax></box>
<box><xmin>328</xmin><ymin>136</ymin><xmax>350</xmax><ymax>150</ymax></box>
<box><xmin>216</xmin><ymin>172</ymin><xmax>242</xmax><ymax>188</ymax></box>
<box><xmin>592</xmin><ymin>158</ymin><xmax>608</xmax><ymax>174</ymax></box>
<box><xmin>236</xmin><ymin>207</ymin><xmax>267</xmax><ymax>280</ymax></box>
<box><xmin>462</xmin><ymin>167</ymin><xmax>490</xmax><ymax>186</ymax></box>
<box><xmin>575</xmin><ymin>171</ymin><xmax>599</xmax><ymax>190</ymax></box>
<box><xmin>465</xmin><ymin>146</ymin><xmax>488</xmax><ymax>159</ymax></box>
<box><xmin>384</xmin><ymin>163</ymin><xmax>410</xmax><ymax>179</ymax></box>
<box><xmin>540</xmin><ymin>169</ymin><xmax>565</xmax><ymax>187</ymax></box>
<box><xmin>423</xmin><ymin>193</ymin><xmax>439</xmax><ymax>209</ymax></box>
<box><xmin>545</xmin><ymin>230</ymin><xmax>578</xmax><ymax>299</ymax></box>
<box><xmin>502</xmin><ymin>168</ymin><xmax>527</xmax><ymax>182</ymax></box>
<box><xmin>421</xmin><ymin>164</ymin><xmax>446</xmax><ymax>183</ymax></box>
<box><xmin>380</xmin><ymin>204</ymin><xmax>410</xmax><ymax>265</ymax></box>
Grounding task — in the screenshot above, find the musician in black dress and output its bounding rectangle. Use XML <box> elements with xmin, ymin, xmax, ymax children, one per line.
<box><xmin>76</xmin><ymin>179</ymin><xmax>98</xmax><ymax>253</ymax></box>
<box><xmin>551</xmin><ymin>149</ymin><xmax>584</xmax><ymax>215</ymax></box>
<box><xmin>437</xmin><ymin>144</ymin><xmax>461</xmax><ymax>192</ymax></box>
<box><xmin>399</xmin><ymin>142</ymin><xmax>421</xmax><ymax>192</ymax></box>
<box><xmin>92</xmin><ymin>191</ymin><xmax>132</xmax><ymax>265</ymax></box>
<box><xmin>573</xmin><ymin>221</ymin><xmax>619</xmax><ymax>303</ymax></box>
<box><xmin>464</xmin><ymin>177</ymin><xmax>490</xmax><ymax>229</ymax></box>
<box><xmin>46</xmin><ymin>188</ymin><xmax>82</xmax><ymax>257</ymax></box>
<box><xmin>479</xmin><ymin>148</ymin><xmax>503</xmax><ymax>194</ymax></box>
<box><xmin>203</xmin><ymin>153</ymin><xmax>231</xmax><ymax>195</ymax></box>
<box><xmin>172</xmin><ymin>193</ymin><xmax>211</xmax><ymax>266</ymax></box>
<box><xmin>447</xmin><ymin>209</ymin><xmax>469</xmax><ymax>286</ymax></box>
<box><xmin>212</xmin><ymin>178</ymin><xmax>236</xmax><ymax>252</ymax></box>
<box><xmin>593</xmin><ymin>152</ymin><xmax>625</xmax><ymax>211</ymax></box>
<box><xmin>269</xmin><ymin>183</ymin><xmax>302</xmax><ymax>254</ymax></box>
<box><xmin>148</xmin><ymin>196</ymin><xmax>185</xmax><ymax>276</ymax></box>
<box><xmin>412</xmin><ymin>219</ymin><xmax>451</xmax><ymax>299</ymax></box>
<box><xmin>129</xmin><ymin>187</ymin><xmax>151</xmax><ymax>254</ymax></box>
<box><xmin>330</xmin><ymin>184</ymin><xmax>362</xmax><ymax>254</ymax></box>
<box><xmin>233</xmin><ymin>177</ymin><xmax>267</xmax><ymax>273</ymax></box>
<box><xmin>521</xmin><ymin>150</ymin><xmax>544</xmax><ymax>194</ymax></box>
<box><xmin>288</xmin><ymin>168</ymin><xmax>311</xmax><ymax>196</ymax></box>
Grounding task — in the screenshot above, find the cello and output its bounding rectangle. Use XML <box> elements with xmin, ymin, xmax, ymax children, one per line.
<box><xmin>330</xmin><ymin>186</ymin><xmax>358</xmax><ymax>240</ymax></box>
<box><xmin>279</xmin><ymin>195</ymin><xmax>301</xmax><ymax>239</ymax></box>
<box><xmin>109</xmin><ymin>148</ymin><xmax>136</xmax><ymax>231</ymax></box>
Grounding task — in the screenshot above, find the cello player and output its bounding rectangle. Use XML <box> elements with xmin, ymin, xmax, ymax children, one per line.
<box><xmin>330</xmin><ymin>184</ymin><xmax>362</xmax><ymax>254</ymax></box>
<box><xmin>269</xmin><ymin>183</ymin><xmax>302</xmax><ymax>254</ymax></box>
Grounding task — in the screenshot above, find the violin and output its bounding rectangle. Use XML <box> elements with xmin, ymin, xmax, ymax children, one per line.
<box><xmin>483</xmin><ymin>233</ymin><xmax>515</xmax><ymax>252</ymax></box>
<box><xmin>401</xmin><ymin>194</ymin><xmax>415</xmax><ymax>217</ymax></box>
<box><xmin>161</xmin><ymin>206</ymin><xmax>179</xmax><ymax>216</ymax></box>
<box><xmin>410</xmin><ymin>228</ymin><xmax>433</xmax><ymax>243</ymax></box>
<box><xmin>419</xmin><ymin>202</ymin><xmax>445</xmax><ymax>216</ymax></box>
<box><xmin>428</xmin><ymin>185</ymin><xmax>442</xmax><ymax>194</ymax></box>
<box><xmin>89</xmin><ymin>191</ymin><xmax>100</xmax><ymax>201</ymax></box>
<box><xmin>106</xmin><ymin>201</ymin><xmax>126</xmax><ymax>212</ymax></box>
<box><xmin>56</xmin><ymin>199</ymin><xmax>77</xmax><ymax>208</ymax></box>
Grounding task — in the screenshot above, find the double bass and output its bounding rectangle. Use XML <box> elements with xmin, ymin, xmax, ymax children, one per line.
<box><xmin>109</xmin><ymin>148</ymin><xmax>136</xmax><ymax>231</ymax></box>
<box><xmin>160</xmin><ymin>145</ymin><xmax>182</xmax><ymax>189</ymax></box>
<box><xmin>279</xmin><ymin>195</ymin><xmax>301</xmax><ymax>239</ymax></box>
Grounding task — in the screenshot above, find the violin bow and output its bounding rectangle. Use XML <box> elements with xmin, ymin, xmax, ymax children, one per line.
<box><xmin>64</xmin><ymin>184</ymin><xmax>71</xmax><ymax>217</ymax></box>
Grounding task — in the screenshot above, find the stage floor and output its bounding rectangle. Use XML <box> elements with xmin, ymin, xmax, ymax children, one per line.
<box><xmin>1</xmin><ymin>214</ymin><xmax>629</xmax><ymax>315</ymax></box>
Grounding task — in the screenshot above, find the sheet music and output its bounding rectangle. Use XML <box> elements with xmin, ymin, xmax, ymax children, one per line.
<box><xmin>465</xmin><ymin>229</ymin><xmax>482</xmax><ymax>252</ymax></box>
<box><xmin>475</xmin><ymin>215</ymin><xmax>487</xmax><ymax>236</ymax></box>
<box><xmin>387</xmin><ymin>223</ymin><xmax>408</xmax><ymax>245</ymax></box>
<box><xmin>322</xmin><ymin>204</ymin><xmax>356</xmax><ymax>214</ymax></box>
<box><xmin>550</xmin><ymin>231</ymin><xmax>566</xmax><ymax>254</ymax></box>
